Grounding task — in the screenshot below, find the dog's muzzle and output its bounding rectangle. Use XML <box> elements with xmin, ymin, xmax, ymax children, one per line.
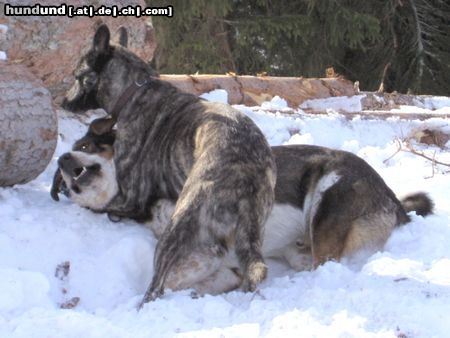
<box><xmin>57</xmin><ymin>153</ymin><xmax>100</xmax><ymax>195</ymax></box>
<box><xmin>58</xmin><ymin>153</ymin><xmax>85</xmax><ymax>180</ymax></box>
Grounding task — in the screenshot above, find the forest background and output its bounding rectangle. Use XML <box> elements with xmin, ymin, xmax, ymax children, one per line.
<box><xmin>149</xmin><ymin>0</ymin><xmax>450</xmax><ymax>95</ymax></box>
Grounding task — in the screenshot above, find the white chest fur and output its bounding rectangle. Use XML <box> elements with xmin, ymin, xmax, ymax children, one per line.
<box><xmin>261</xmin><ymin>203</ymin><xmax>306</xmax><ymax>257</ymax></box>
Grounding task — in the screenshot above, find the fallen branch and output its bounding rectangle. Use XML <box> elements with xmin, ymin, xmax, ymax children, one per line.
<box><xmin>403</xmin><ymin>142</ymin><xmax>450</xmax><ymax>167</ymax></box>
<box><xmin>383</xmin><ymin>138</ymin><xmax>403</xmax><ymax>164</ymax></box>
<box><xmin>383</xmin><ymin>138</ymin><xmax>450</xmax><ymax>178</ymax></box>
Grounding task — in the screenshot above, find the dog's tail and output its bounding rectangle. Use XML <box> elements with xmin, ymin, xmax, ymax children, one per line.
<box><xmin>400</xmin><ymin>192</ymin><xmax>434</xmax><ymax>217</ymax></box>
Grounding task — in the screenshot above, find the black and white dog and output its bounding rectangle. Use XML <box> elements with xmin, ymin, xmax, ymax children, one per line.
<box><xmin>60</xmin><ymin>24</ymin><xmax>276</xmax><ymax>304</ymax></box>
<box><xmin>53</xmin><ymin>123</ymin><xmax>433</xmax><ymax>295</ymax></box>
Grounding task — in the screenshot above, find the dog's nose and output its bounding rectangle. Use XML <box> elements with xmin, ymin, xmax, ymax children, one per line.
<box><xmin>58</xmin><ymin>153</ymin><xmax>72</xmax><ymax>167</ymax></box>
<box><xmin>58</xmin><ymin>153</ymin><xmax>75</xmax><ymax>171</ymax></box>
<box><xmin>59</xmin><ymin>153</ymin><xmax>72</xmax><ymax>162</ymax></box>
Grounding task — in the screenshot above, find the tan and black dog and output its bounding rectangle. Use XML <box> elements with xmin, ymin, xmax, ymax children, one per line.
<box><xmin>60</xmin><ymin>25</ymin><xmax>276</xmax><ymax>305</ymax></box>
<box><xmin>53</xmin><ymin>123</ymin><xmax>433</xmax><ymax>296</ymax></box>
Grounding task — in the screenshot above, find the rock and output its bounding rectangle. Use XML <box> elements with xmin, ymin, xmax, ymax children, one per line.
<box><xmin>0</xmin><ymin>0</ymin><xmax>156</xmax><ymax>105</ymax></box>
<box><xmin>0</xmin><ymin>62</ymin><xmax>57</xmax><ymax>186</ymax></box>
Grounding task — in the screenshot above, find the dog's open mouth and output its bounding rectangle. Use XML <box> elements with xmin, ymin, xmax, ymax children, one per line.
<box><xmin>73</xmin><ymin>167</ymin><xmax>87</xmax><ymax>181</ymax></box>
<box><xmin>68</xmin><ymin>164</ymin><xmax>100</xmax><ymax>195</ymax></box>
<box><xmin>69</xmin><ymin>167</ymin><xmax>87</xmax><ymax>195</ymax></box>
<box><xmin>72</xmin><ymin>164</ymin><xmax>100</xmax><ymax>182</ymax></box>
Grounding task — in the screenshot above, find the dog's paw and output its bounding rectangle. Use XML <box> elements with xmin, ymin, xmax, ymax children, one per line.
<box><xmin>242</xmin><ymin>261</ymin><xmax>267</xmax><ymax>292</ymax></box>
<box><xmin>138</xmin><ymin>288</ymin><xmax>164</xmax><ymax>310</ymax></box>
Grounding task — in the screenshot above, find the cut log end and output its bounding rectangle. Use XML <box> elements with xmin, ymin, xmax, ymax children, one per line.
<box><xmin>0</xmin><ymin>62</ymin><xmax>58</xmax><ymax>187</ymax></box>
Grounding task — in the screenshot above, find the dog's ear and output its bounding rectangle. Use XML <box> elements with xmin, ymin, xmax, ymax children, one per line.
<box><xmin>113</xmin><ymin>26</ymin><xmax>128</xmax><ymax>48</ymax></box>
<box><xmin>93</xmin><ymin>24</ymin><xmax>111</xmax><ymax>55</ymax></box>
<box><xmin>88</xmin><ymin>117</ymin><xmax>116</xmax><ymax>135</ymax></box>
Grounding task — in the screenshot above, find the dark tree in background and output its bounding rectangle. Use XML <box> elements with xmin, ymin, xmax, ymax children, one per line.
<box><xmin>149</xmin><ymin>0</ymin><xmax>450</xmax><ymax>95</ymax></box>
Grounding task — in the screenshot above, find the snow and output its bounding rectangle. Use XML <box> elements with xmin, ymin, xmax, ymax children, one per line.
<box><xmin>416</xmin><ymin>96</ymin><xmax>450</xmax><ymax>110</ymax></box>
<box><xmin>199</xmin><ymin>89</ymin><xmax>228</xmax><ymax>104</ymax></box>
<box><xmin>300</xmin><ymin>95</ymin><xmax>365</xmax><ymax>112</ymax></box>
<box><xmin>260</xmin><ymin>95</ymin><xmax>289</xmax><ymax>111</ymax></box>
<box><xmin>0</xmin><ymin>51</ymin><xmax>7</xmax><ymax>61</ymax></box>
<box><xmin>1</xmin><ymin>94</ymin><xmax>450</xmax><ymax>337</ymax></box>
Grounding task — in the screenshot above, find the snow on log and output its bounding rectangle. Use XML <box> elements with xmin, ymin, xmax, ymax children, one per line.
<box><xmin>160</xmin><ymin>74</ymin><xmax>357</xmax><ymax>108</ymax></box>
<box><xmin>0</xmin><ymin>62</ymin><xmax>57</xmax><ymax>186</ymax></box>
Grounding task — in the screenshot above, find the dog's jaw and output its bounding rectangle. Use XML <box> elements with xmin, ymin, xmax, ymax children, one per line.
<box><xmin>60</xmin><ymin>151</ymin><xmax>118</xmax><ymax>211</ymax></box>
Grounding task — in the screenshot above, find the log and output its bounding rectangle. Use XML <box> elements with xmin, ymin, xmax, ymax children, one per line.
<box><xmin>303</xmin><ymin>110</ymin><xmax>450</xmax><ymax>121</ymax></box>
<box><xmin>250</xmin><ymin>91</ymin><xmax>450</xmax><ymax>120</ymax></box>
<box><xmin>248</xmin><ymin>106</ymin><xmax>450</xmax><ymax>121</ymax></box>
<box><xmin>0</xmin><ymin>62</ymin><xmax>57</xmax><ymax>186</ymax></box>
<box><xmin>160</xmin><ymin>74</ymin><xmax>357</xmax><ymax>108</ymax></box>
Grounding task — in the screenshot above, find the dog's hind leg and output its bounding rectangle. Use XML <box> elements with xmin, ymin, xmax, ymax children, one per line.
<box><xmin>140</xmin><ymin>220</ymin><xmax>199</xmax><ymax>304</ymax></box>
<box><xmin>309</xmin><ymin>213</ymin><xmax>351</xmax><ymax>267</ymax></box>
<box><xmin>140</xmin><ymin>211</ymin><xmax>227</xmax><ymax>306</ymax></box>
<box><xmin>192</xmin><ymin>266</ymin><xmax>243</xmax><ymax>296</ymax></box>
<box><xmin>140</xmin><ymin>244</ymin><xmax>223</xmax><ymax>306</ymax></box>
<box><xmin>311</xmin><ymin>212</ymin><xmax>397</xmax><ymax>267</ymax></box>
<box><xmin>163</xmin><ymin>245</ymin><xmax>223</xmax><ymax>291</ymax></box>
<box><xmin>339</xmin><ymin>213</ymin><xmax>397</xmax><ymax>261</ymax></box>
<box><xmin>234</xmin><ymin>199</ymin><xmax>268</xmax><ymax>292</ymax></box>
<box><xmin>140</xmin><ymin>221</ymin><xmax>186</xmax><ymax>304</ymax></box>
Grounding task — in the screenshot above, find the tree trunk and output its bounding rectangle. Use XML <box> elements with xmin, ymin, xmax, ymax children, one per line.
<box><xmin>160</xmin><ymin>74</ymin><xmax>357</xmax><ymax>108</ymax></box>
<box><xmin>0</xmin><ymin>62</ymin><xmax>57</xmax><ymax>186</ymax></box>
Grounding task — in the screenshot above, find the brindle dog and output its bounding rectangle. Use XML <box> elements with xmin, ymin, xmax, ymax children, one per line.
<box><xmin>61</xmin><ymin>25</ymin><xmax>276</xmax><ymax>306</ymax></box>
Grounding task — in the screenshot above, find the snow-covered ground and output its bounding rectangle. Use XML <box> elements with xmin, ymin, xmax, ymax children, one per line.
<box><xmin>1</xmin><ymin>92</ymin><xmax>450</xmax><ymax>337</ymax></box>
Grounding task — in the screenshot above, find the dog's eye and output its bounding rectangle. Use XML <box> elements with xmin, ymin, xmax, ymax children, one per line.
<box><xmin>74</xmin><ymin>143</ymin><xmax>89</xmax><ymax>151</ymax></box>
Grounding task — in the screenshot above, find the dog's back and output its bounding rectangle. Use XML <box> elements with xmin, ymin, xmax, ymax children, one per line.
<box><xmin>272</xmin><ymin>144</ymin><xmax>431</xmax><ymax>266</ymax></box>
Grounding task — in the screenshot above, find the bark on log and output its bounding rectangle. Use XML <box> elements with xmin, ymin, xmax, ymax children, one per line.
<box><xmin>160</xmin><ymin>74</ymin><xmax>357</xmax><ymax>108</ymax></box>
<box><xmin>0</xmin><ymin>62</ymin><xmax>57</xmax><ymax>186</ymax></box>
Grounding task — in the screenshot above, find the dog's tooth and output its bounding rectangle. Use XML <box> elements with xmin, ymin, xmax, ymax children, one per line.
<box><xmin>73</xmin><ymin>167</ymin><xmax>87</xmax><ymax>181</ymax></box>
